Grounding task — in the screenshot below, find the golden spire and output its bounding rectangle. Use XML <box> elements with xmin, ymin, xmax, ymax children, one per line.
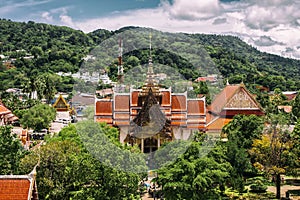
<box><xmin>140</xmin><ymin>33</ymin><xmax>160</xmax><ymax>97</ymax></box>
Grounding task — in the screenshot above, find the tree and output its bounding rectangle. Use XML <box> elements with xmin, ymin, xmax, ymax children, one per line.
<box><xmin>249</xmin><ymin>114</ymin><xmax>297</xmax><ymax>199</ymax></box>
<box><xmin>0</xmin><ymin>126</ymin><xmax>24</xmax><ymax>174</ymax></box>
<box><xmin>20</xmin><ymin>103</ymin><xmax>56</xmax><ymax>131</ymax></box>
<box><xmin>156</xmin><ymin>141</ymin><xmax>231</xmax><ymax>199</ymax></box>
<box><xmin>43</xmin><ymin>73</ymin><xmax>61</xmax><ymax>104</ymax></box>
<box><xmin>292</xmin><ymin>91</ymin><xmax>300</xmax><ymax>120</ymax></box>
<box><xmin>221</xmin><ymin>115</ymin><xmax>264</xmax><ymax>192</ymax></box>
<box><xmin>19</xmin><ymin>124</ymin><xmax>143</xmax><ymax>200</ymax></box>
<box><xmin>30</xmin><ymin>46</ymin><xmax>43</xmax><ymax>58</ymax></box>
<box><xmin>290</xmin><ymin>119</ymin><xmax>300</xmax><ymax>176</ymax></box>
<box><xmin>223</xmin><ymin>115</ymin><xmax>264</xmax><ymax>149</ymax></box>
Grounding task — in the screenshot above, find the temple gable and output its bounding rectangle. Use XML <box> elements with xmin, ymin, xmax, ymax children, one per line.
<box><xmin>224</xmin><ymin>88</ymin><xmax>259</xmax><ymax>109</ymax></box>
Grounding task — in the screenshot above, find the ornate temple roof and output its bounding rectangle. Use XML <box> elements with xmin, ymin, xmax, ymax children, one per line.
<box><xmin>130</xmin><ymin>88</ymin><xmax>172</xmax><ymax>139</ymax></box>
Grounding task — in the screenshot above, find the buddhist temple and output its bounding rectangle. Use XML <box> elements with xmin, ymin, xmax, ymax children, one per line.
<box><xmin>95</xmin><ymin>37</ymin><xmax>265</xmax><ymax>152</ymax></box>
<box><xmin>206</xmin><ymin>82</ymin><xmax>264</xmax><ymax>135</ymax></box>
<box><xmin>53</xmin><ymin>94</ymin><xmax>70</xmax><ymax>112</ymax></box>
<box><xmin>95</xmin><ymin>37</ymin><xmax>206</xmax><ymax>153</ymax></box>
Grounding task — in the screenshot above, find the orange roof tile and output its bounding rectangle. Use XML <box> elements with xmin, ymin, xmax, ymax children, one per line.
<box><xmin>187</xmin><ymin>124</ymin><xmax>206</xmax><ymax>129</ymax></box>
<box><xmin>114</xmin><ymin>113</ymin><xmax>130</xmax><ymax>119</ymax></box>
<box><xmin>171</xmin><ymin>121</ymin><xmax>186</xmax><ymax>126</ymax></box>
<box><xmin>0</xmin><ymin>168</ymin><xmax>38</xmax><ymax>200</ymax></box>
<box><xmin>206</xmin><ymin>117</ymin><xmax>232</xmax><ymax>131</ymax></box>
<box><xmin>161</xmin><ymin>91</ymin><xmax>171</xmax><ymax>106</ymax></box>
<box><xmin>0</xmin><ymin>179</ymin><xmax>30</xmax><ymax>200</ymax></box>
<box><xmin>95</xmin><ymin>101</ymin><xmax>113</xmax><ymax>116</ymax></box>
<box><xmin>171</xmin><ymin>113</ymin><xmax>187</xmax><ymax>120</ymax></box>
<box><xmin>171</xmin><ymin>95</ymin><xmax>187</xmax><ymax>111</ymax></box>
<box><xmin>115</xmin><ymin>95</ymin><xmax>130</xmax><ymax>111</ymax></box>
<box><xmin>210</xmin><ymin>84</ymin><xmax>240</xmax><ymax>114</ymax></box>
<box><xmin>187</xmin><ymin>99</ymin><xmax>205</xmax><ymax>115</ymax></box>
<box><xmin>114</xmin><ymin>121</ymin><xmax>130</xmax><ymax>126</ymax></box>
<box><xmin>131</xmin><ymin>91</ymin><xmax>139</xmax><ymax>106</ymax></box>
<box><xmin>95</xmin><ymin>118</ymin><xmax>113</xmax><ymax>124</ymax></box>
<box><xmin>0</xmin><ymin>105</ymin><xmax>10</xmax><ymax>115</ymax></box>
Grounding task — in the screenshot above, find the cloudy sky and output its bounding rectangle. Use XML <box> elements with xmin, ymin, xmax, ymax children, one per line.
<box><xmin>0</xmin><ymin>0</ymin><xmax>300</xmax><ymax>59</ymax></box>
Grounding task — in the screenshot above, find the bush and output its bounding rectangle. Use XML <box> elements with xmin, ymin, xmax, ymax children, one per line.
<box><xmin>250</xmin><ymin>180</ymin><xmax>268</xmax><ymax>193</ymax></box>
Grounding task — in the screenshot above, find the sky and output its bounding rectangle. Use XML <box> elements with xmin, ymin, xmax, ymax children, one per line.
<box><xmin>0</xmin><ymin>0</ymin><xmax>300</xmax><ymax>59</ymax></box>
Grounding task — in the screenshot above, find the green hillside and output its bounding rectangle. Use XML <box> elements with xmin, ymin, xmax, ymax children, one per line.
<box><xmin>0</xmin><ymin>19</ymin><xmax>299</xmax><ymax>94</ymax></box>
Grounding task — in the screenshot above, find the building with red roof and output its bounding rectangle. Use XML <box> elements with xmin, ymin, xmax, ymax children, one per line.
<box><xmin>0</xmin><ymin>101</ymin><xmax>18</xmax><ymax>126</ymax></box>
<box><xmin>206</xmin><ymin>82</ymin><xmax>264</xmax><ymax>134</ymax></box>
<box><xmin>0</xmin><ymin>167</ymin><xmax>38</xmax><ymax>200</ymax></box>
<box><xmin>95</xmin><ymin>40</ymin><xmax>264</xmax><ymax>152</ymax></box>
<box><xmin>95</xmin><ymin>46</ymin><xmax>206</xmax><ymax>153</ymax></box>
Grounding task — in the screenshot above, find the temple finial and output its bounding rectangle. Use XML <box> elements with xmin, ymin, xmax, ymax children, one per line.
<box><xmin>226</xmin><ymin>79</ymin><xmax>230</xmax><ymax>85</ymax></box>
<box><xmin>148</xmin><ymin>33</ymin><xmax>153</xmax><ymax>75</ymax></box>
<box><xmin>117</xmin><ymin>38</ymin><xmax>124</xmax><ymax>83</ymax></box>
<box><xmin>148</xmin><ymin>33</ymin><xmax>153</xmax><ymax>66</ymax></box>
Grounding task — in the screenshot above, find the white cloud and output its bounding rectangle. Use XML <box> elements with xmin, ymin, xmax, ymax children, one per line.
<box><xmin>59</xmin><ymin>14</ymin><xmax>75</xmax><ymax>27</ymax></box>
<box><xmin>41</xmin><ymin>11</ymin><xmax>53</xmax><ymax>22</ymax></box>
<box><xmin>162</xmin><ymin>0</ymin><xmax>221</xmax><ymax>20</ymax></box>
<box><xmin>242</xmin><ymin>0</ymin><xmax>300</xmax><ymax>30</ymax></box>
<box><xmin>0</xmin><ymin>0</ymin><xmax>51</xmax><ymax>14</ymax></box>
<box><xmin>24</xmin><ymin>0</ymin><xmax>300</xmax><ymax>59</ymax></box>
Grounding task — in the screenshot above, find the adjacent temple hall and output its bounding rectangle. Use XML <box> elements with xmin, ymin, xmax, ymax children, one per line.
<box><xmin>94</xmin><ymin>39</ymin><xmax>264</xmax><ymax>153</ymax></box>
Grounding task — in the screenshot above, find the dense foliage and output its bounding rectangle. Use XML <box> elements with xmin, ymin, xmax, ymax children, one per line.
<box><xmin>20</xmin><ymin>103</ymin><xmax>56</xmax><ymax>131</ymax></box>
<box><xmin>0</xmin><ymin>126</ymin><xmax>24</xmax><ymax>174</ymax></box>
<box><xmin>192</xmin><ymin>34</ymin><xmax>300</xmax><ymax>91</ymax></box>
<box><xmin>19</xmin><ymin>123</ymin><xmax>144</xmax><ymax>200</ymax></box>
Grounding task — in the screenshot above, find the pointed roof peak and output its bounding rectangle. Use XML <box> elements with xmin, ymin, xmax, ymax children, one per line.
<box><xmin>226</xmin><ymin>79</ymin><xmax>230</xmax><ymax>85</ymax></box>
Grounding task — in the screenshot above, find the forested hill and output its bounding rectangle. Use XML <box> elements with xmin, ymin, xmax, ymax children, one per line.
<box><xmin>192</xmin><ymin>34</ymin><xmax>300</xmax><ymax>91</ymax></box>
<box><xmin>0</xmin><ymin>19</ymin><xmax>299</xmax><ymax>92</ymax></box>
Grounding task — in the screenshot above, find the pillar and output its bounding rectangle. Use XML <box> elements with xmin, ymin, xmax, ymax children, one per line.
<box><xmin>157</xmin><ymin>134</ymin><xmax>160</xmax><ymax>148</ymax></box>
<box><xmin>141</xmin><ymin>138</ymin><xmax>144</xmax><ymax>153</ymax></box>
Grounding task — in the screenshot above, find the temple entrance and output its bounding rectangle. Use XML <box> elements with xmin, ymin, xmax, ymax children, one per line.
<box><xmin>144</xmin><ymin>137</ymin><xmax>158</xmax><ymax>153</ymax></box>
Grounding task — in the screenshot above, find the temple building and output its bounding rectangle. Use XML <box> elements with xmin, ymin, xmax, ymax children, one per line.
<box><xmin>95</xmin><ymin>38</ymin><xmax>264</xmax><ymax>152</ymax></box>
<box><xmin>206</xmin><ymin>82</ymin><xmax>265</xmax><ymax>135</ymax></box>
<box><xmin>0</xmin><ymin>167</ymin><xmax>39</xmax><ymax>200</ymax></box>
<box><xmin>95</xmin><ymin>39</ymin><xmax>206</xmax><ymax>153</ymax></box>
<box><xmin>0</xmin><ymin>101</ymin><xmax>18</xmax><ymax>126</ymax></box>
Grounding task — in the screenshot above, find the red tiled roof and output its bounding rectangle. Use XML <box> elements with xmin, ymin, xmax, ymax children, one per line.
<box><xmin>206</xmin><ymin>117</ymin><xmax>232</xmax><ymax>131</ymax></box>
<box><xmin>0</xmin><ymin>105</ymin><xmax>10</xmax><ymax>115</ymax></box>
<box><xmin>115</xmin><ymin>95</ymin><xmax>130</xmax><ymax>111</ymax></box>
<box><xmin>114</xmin><ymin>121</ymin><xmax>130</xmax><ymax>126</ymax></box>
<box><xmin>96</xmin><ymin>118</ymin><xmax>113</xmax><ymax>124</ymax></box>
<box><xmin>114</xmin><ymin>113</ymin><xmax>130</xmax><ymax>119</ymax></box>
<box><xmin>95</xmin><ymin>101</ymin><xmax>113</xmax><ymax>116</ymax></box>
<box><xmin>187</xmin><ymin>99</ymin><xmax>205</xmax><ymax>115</ymax></box>
<box><xmin>171</xmin><ymin>113</ymin><xmax>187</xmax><ymax>120</ymax></box>
<box><xmin>171</xmin><ymin>95</ymin><xmax>187</xmax><ymax>111</ymax></box>
<box><xmin>210</xmin><ymin>84</ymin><xmax>240</xmax><ymax>114</ymax></box>
<box><xmin>171</xmin><ymin>121</ymin><xmax>186</xmax><ymax>126</ymax></box>
<box><xmin>284</xmin><ymin>93</ymin><xmax>297</xmax><ymax>101</ymax></box>
<box><xmin>131</xmin><ymin>91</ymin><xmax>139</xmax><ymax>106</ymax></box>
<box><xmin>0</xmin><ymin>179</ymin><xmax>30</xmax><ymax>200</ymax></box>
<box><xmin>0</xmin><ymin>168</ymin><xmax>38</xmax><ymax>200</ymax></box>
<box><xmin>194</xmin><ymin>76</ymin><xmax>217</xmax><ymax>82</ymax></box>
<box><xmin>161</xmin><ymin>91</ymin><xmax>171</xmax><ymax>106</ymax></box>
